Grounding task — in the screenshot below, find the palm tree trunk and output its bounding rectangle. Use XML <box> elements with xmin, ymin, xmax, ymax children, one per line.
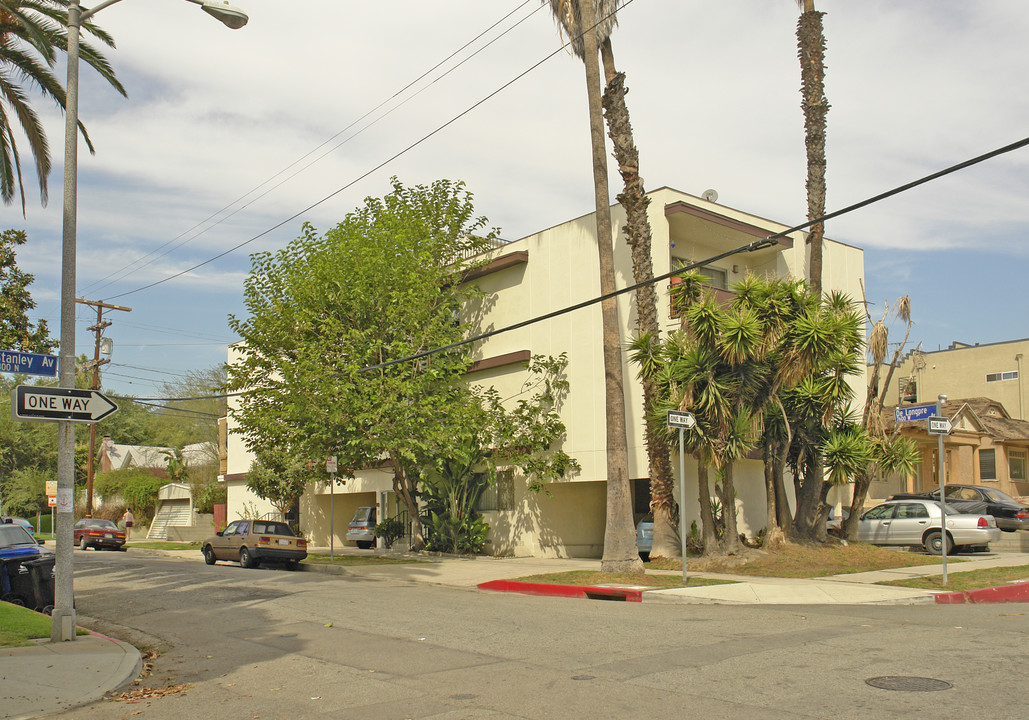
<box><xmin>697</xmin><ymin>460</ymin><xmax>717</xmax><ymax>553</ymax></box>
<box><xmin>599</xmin><ymin>40</ymin><xmax>677</xmax><ymax>560</ymax></box>
<box><xmin>797</xmin><ymin>6</ymin><xmax>829</xmax><ymax>298</ymax></box>
<box><xmin>719</xmin><ymin>462</ymin><xmax>743</xmax><ymax>553</ymax></box>
<box><xmin>577</xmin><ymin>0</ymin><xmax>641</xmax><ymax>574</ymax></box>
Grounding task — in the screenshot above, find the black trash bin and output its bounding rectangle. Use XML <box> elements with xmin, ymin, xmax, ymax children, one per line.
<box><xmin>22</xmin><ymin>556</ymin><xmax>56</xmax><ymax>613</ymax></box>
<box><xmin>0</xmin><ymin>556</ymin><xmax>37</xmax><ymax>608</ymax></box>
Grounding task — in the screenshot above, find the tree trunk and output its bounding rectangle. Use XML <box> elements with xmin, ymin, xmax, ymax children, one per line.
<box><xmin>697</xmin><ymin>460</ymin><xmax>717</xmax><ymax>554</ymax></box>
<box><xmin>719</xmin><ymin>462</ymin><xmax>742</xmax><ymax>553</ymax></box>
<box><xmin>793</xmin><ymin>457</ymin><xmax>824</xmax><ymax>540</ymax></box>
<box><xmin>578</xmin><ymin>0</ymin><xmax>641</xmax><ymax>574</ymax></box>
<box><xmin>599</xmin><ymin>44</ymin><xmax>676</xmax><ymax>560</ymax></box>
<box><xmin>390</xmin><ymin>453</ymin><xmax>424</xmax><ymax>550</ymax></box>
<box><xmin>798</xmin><ymin>9</ymin><xmax>829</xmax><ymax>298</ymax></box>
<box><xmin>843</xmin><ymin>469</ymin><xmax>873</xmax><ymax>540</ymax></box>
<box><xmin>773</xmin><ymin>449</ymin><xmax>794</xmax><ymax>535</ymax></box>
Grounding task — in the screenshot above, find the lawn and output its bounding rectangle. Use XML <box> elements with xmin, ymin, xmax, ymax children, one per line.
<box><xmin>645</xmin><ymin>542</ymin><xmax>961</xmax><ymax>578</ymax></box>
<box><xmin>511</xmin><ymin>570</ymin><xmax>735</xmax><ymax>589</ymax></box>
<box><xmin>0</xmin><ymin>602</ymin><xmax>87</xmax><ymax>648</ymax></box>
<box><xmin>880</xmin><ymin>565</ymin><xmax>1029</xmax><ymax>592</ymax></box>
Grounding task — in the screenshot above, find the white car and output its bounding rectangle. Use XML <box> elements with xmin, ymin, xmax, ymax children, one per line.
<box><xmin>857</xmin><ymin>499</ymin><xmax>1000</xmax><ymax>554</ymax></box>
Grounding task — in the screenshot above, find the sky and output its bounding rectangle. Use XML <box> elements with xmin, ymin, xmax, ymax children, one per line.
<box><xmin>4</xmin><ymin>0</ymin><xmax>1028</xmax><ymax>400</ymax></box>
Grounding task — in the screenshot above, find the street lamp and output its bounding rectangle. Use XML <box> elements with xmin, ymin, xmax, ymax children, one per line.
<box><xmin>53</xmin><ymin>0</ymin><xmax>248</xmax><ymax>643</ymax></box>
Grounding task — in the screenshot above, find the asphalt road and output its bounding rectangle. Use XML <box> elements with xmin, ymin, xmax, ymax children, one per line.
<box><xmin>53</xmin><ymin>551</ymin><xmax>1029</xmax><ymax>719</ymax></box>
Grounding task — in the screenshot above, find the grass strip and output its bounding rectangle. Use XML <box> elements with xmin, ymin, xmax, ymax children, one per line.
<box><xmin>647</xmin><ymin>543</ymin><xmax>964</xmax><ymax>578</ymax></box>
<box><xmin>0</xmin><ymin>602</ymin><xmax>87</xmax><ymax>648</ymax></box>
<box><xmin>879</xmin><ymin>565</ymin><xmax>1029</xmax><ymax>592</ymax></box>
<box><xmin>511</xmin><ymin>570</ymin><xmax>735</xmax><ymax>589</ymax></box>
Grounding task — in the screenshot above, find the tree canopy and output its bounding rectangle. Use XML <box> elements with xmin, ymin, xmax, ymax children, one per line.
<box><xmin>227</xmin><ymin>179</ymin><xmax>578</xmax><ymax>548</ymax></box>
<box><xmin>1</xmin><ymin>229</ymin><xmax>54</xmax><ymax>353</ymax></box>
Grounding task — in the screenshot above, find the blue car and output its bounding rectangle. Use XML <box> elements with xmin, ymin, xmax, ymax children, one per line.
<box><xmin>0</xmin><ymin>523</ymin><xmax>54</xmax><ymax>611</ymax></box>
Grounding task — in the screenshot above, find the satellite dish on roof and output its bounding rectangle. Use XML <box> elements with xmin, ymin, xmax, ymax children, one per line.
<box><xmin>702</xmin><ymin>189</ymin><xmax>718</xmax><ymax>203</ymax></box>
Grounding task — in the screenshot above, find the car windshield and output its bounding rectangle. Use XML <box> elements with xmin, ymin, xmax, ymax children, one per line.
<box><xmin>85</xmin><ymin>519</ymin><xmax>118</xmax><ymax>530</ymax></box>
<box><xmin>0</xmin><ymin>524</ymin><xmax>37</xmax><ymax>549</ymax></box>
<box><xmin>252</xmin><ymin>522</ymin><xmax>294</xmax><ymax>536</ymax></box>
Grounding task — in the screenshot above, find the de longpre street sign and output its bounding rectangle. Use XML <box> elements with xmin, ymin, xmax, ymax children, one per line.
<box><xmin>11</xmin><ymin>386</ymin><xmax>118</xmax><ymax>423</ymax></box>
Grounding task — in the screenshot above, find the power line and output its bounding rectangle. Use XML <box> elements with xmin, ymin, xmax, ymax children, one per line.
<box><xmin>103</xmin><ymin>1</ymin><xmax>636</xmax><ymax>301</ymax></box>
<box><xmin>82</xmin><ymin>0</ymin><xmax>543</xmax><ymax>297</ymax></box>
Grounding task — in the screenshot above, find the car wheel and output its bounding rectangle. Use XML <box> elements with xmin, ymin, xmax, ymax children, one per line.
<box><xmin>239</xmin><ymin>547</ymin><xmax>259</xmax><ymax>568</ymax></box>
<box><xmin>356</xmin><ymin>541</ymin><xmax>373</xmax><ymax>550</ymax></box>
<box><xmin>203</xmin><ymin>546</ymin><xmax>217</xmax><ymax>565</ymax></box>
<box><xmin>924</xmin><ymin>530</ymin><xmax>952</xmax><ymax>555</ymax></box>
<box><xmin>79</xmin><ymin>536</ymin><xmax>88</xmax><ymax>551</ymax></box>
<box><xmin>41</xmin><ymin>604</ymin><xmax>54</xmax><ymax>616</ymax></box>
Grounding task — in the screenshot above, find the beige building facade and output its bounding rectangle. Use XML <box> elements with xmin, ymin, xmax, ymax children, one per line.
<box><xmin>223</xmin><ymin>187</ymin><xmax>866</xmax><ymax>557</ymax></box>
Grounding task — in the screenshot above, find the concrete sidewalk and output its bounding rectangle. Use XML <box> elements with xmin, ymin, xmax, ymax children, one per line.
<box><xmin>0</xmin><ymin>631</ymin><xmax>141</xmax><ymax>720</ymax></box>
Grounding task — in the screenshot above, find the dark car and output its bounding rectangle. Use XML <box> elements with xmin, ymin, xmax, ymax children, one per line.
<box><xmin>73</xmin><ymin>518</ymin><xmax>126</xmax><ymax>550</ymax></box>
<box><xmin>202</xmin><ymin>519</ymin><xmax>307</xmax><ymax>569</ymax></box>
<box><xmin>890</xmin><ymin>484</ymin><xmax>1029</xmax><ymax>532</ymax></box>
<box><xmin>2</xmin><ymin>516</ymin><xmax>36</xmax><ymax>538</ymax></box>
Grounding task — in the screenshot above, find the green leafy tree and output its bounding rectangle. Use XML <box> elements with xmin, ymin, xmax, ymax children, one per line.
<box><xmin>1</xmin><ymin>229</ymin><xmax>54</xmax><ymax>352</ymax></box>
<box><xmin>0</xmin><ymin>0</ymin><xmax>126</xmax><ymax>212</ymax></box>
<box><xmin>228</xmin><ymin>179</ymin><xmax>579</xmax><ymax>550</ymax></box>
<box><xmin>0</xmin><ymin>465</ymin><xmax>48</xmax><ymax>516</ymax></box>
<box><xmin>245</xmin><ymin>451</ymin><xmax>309</xmax><ymax>522</ymax></box>
<box><xmin>122</xmin><ymin>473</ymin><xmax>163</xmax><ymax>518</ymax></box>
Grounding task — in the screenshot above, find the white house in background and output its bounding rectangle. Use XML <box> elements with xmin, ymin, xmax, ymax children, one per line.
<box><xmin>99</xmin><ymin>439</ymin><xmax>173</xmax><ymax>473</ymax></box>
<box><xmin>223</xmin><ymin>187</ymin><xmax>866</xmax><ymax>557</ymax></box>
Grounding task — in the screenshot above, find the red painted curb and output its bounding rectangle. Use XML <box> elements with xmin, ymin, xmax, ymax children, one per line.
<box><xmin>478</xmin><ymin>579</ymin><xmax>644</xmax><ymax>602</ymax></box>
<box><xmin>934</xmin><ymin>581</ymin><xmax>1029</xmax><ymax>604</ymax></box>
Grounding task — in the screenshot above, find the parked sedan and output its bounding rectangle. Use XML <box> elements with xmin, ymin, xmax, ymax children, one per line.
<box><xmin>857</xmin><ymin>499</ymin><xmax>1000</xmax><ymax>554</ymax></box>
<box><xmin>890</xmin><ymin>484</ymin><xmax>1029</xmax><ymax>532</ymax></box>
<box><xmin>73</xmin><ymin>518</ymin><xmax>126</xmax><ymax>551</ymax></box>
<box><xmin>202</xmin><ymin>519</ymin><xmax>307</xmax><ymax>569</ymax></box>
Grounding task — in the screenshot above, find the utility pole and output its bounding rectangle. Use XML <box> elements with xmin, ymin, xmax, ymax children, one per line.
<box><xmin>77</xmin><ymin>298</ymin><xmax>131</xmax><ymax>517</ymax></box>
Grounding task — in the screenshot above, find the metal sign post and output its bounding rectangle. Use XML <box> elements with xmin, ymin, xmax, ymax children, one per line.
<box><xmin>933</xmin><ymin>395</ymin><xmax>949</xmax><ymax>585</ymax></box>
<box><xmin>326</xmin><ymin>456</ymin><xmax>337</xmax><ymax>560</ymax></box>
<box><xmin>667</xmin><ymin>411</ymin><xmax>696</xmax><ymax>585</ymax></box>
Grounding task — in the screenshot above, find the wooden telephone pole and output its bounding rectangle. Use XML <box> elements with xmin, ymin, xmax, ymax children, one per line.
<box><xmin>77</xmin><ymin>298</ymin><xmax>131</xmax><ymax>516</ymax></box>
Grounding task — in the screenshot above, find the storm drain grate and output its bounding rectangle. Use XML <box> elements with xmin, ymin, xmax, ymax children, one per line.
<box><xmin>866</xmin><ymin>676</ymin><xmax>953</xmax><ymax>692</ymax></box>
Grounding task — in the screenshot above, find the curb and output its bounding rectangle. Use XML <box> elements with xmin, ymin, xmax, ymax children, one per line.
<box><xmin>478</xmin><ymin>579</ymin><xmax>645</xmax><ymax>602</ymax></box>
<box><xmin>933</xmin><ymin>580</ymin><xmax>1029</xmax><ymax>604</ymax></box>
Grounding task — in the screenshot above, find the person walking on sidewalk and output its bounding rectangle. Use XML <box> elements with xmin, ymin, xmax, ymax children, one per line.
<box><xmin>122</xmin><ymin>509</ymin><xmax>135</xmax><ymax>540</ymax></box>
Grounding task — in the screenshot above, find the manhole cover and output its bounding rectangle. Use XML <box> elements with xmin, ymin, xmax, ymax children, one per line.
<box><xmin>866</xmin><ymin>676</ymin><xmax>953</xmax><ymax>692</ymax></box>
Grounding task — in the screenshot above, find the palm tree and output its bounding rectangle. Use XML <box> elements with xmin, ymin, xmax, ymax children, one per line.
<box><xmin>550</xmin><ymin>0</ymin><xmax>678</xmax><ymax>562</ymax></box>
<box><xmin>0</xmin><ymin>0</ymin><xmax>125</xmax><ymax>213</ymax></box>
<box><xmin>795</xmin><ymin>0</ymin><xmax>829</xmax><ymax>297</ymax></box>
<box><xmin>545</xmin><ymin>0</ymin><xmax>641</xmax><ymax>573</ymax></box>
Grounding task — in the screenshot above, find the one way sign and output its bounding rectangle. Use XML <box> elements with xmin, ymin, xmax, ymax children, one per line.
<box><xmin>11</xmin><ymin>386</ymin><xmax>118</xmax><ymax>423</ymax></box>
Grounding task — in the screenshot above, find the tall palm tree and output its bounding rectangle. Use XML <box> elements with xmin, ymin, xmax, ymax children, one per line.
<box><xmin>551</xmin><ymin>0</ymin><xmax>677</xmax><ymax>562</ymax></box>
<box><xmin>0</xmin><ymin>0</ymin><xmax>125</xmax><ymax>213</ymax></box>
<box><xmin>795</xmin><ymin>0</ymin><xmax>829</xmax><ymax>297</ymax></box>
<box><xmin>545</xmin><ymin>0</ymin><xmax>641</xmax><ymax>573</ymax></box>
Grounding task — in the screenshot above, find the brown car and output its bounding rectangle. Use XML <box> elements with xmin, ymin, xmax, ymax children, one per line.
<box><xmin>73</xmin><ymin>518</ymin><xmax>126</xmax><ymax>551</ymax></box>
<box><xmin>202</xmin><ymin>519</ymin><xmax>307</xmax><ymax>569</ymax></box>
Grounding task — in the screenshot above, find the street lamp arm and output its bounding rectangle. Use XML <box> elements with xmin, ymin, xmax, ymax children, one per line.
<box><xmin>80</xmin><ymin>0</ymin><xmax>249</xmax><ymax>29</ymax></box>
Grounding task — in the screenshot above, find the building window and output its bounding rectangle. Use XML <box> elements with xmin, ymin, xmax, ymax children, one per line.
<box><xmin>1011</xmin><ymin>451</ymin><xmax>1027</xmax><ymax>481</ymax></box>
<box><xmin>899</xmin><ymin>377</ymin><xmax>917</xmax><ymax>403</ymax></box>
<box><xmin>979</xmin><ymin>449</ymin><xmax>997</xmax><ymax>481</ymax></box>
<box><xmin>985</xmin><ymin>370</ymin><xmax>1019</xmax><ymax>382</ymax></box>
<box><xmin>697</xmin><ymin>265</ymin><xmax>728</xmax><ymax>290</ymax></box>
<box><xmin>476</xmin><ymin>470</ymin><xmax>514</xmax><ymax>512</ymax></box>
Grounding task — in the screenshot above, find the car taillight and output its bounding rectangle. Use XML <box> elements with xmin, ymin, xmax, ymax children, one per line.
<box><xmin>258</xmin><ymin>536</ymin><xmax>271</xmax><ymax>544</ymax></box>
<box><xmin>978</xmin><ymin>517</ymin><xmax>989</xmax><ymax>528</ymax></box>
<box><xmin>1016</xmin><ymin>511</ymin><xmax>1029</xmax><ymax>520</ymax></box>
<box><xmin>297</xmin><ymin>539</ymin><xmax>307</xmax><ymax>547</ymax></box>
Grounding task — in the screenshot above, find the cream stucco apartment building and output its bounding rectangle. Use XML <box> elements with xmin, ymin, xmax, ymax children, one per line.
<box><xmin>885</xmin><ymin>339</ymin><xmax>1029</xmax><ymax>422</ymax></box>
<box><xmin>222</xmin><ymin>187</ymin><xmax>866</xmax><ymax>557</ymax></box>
